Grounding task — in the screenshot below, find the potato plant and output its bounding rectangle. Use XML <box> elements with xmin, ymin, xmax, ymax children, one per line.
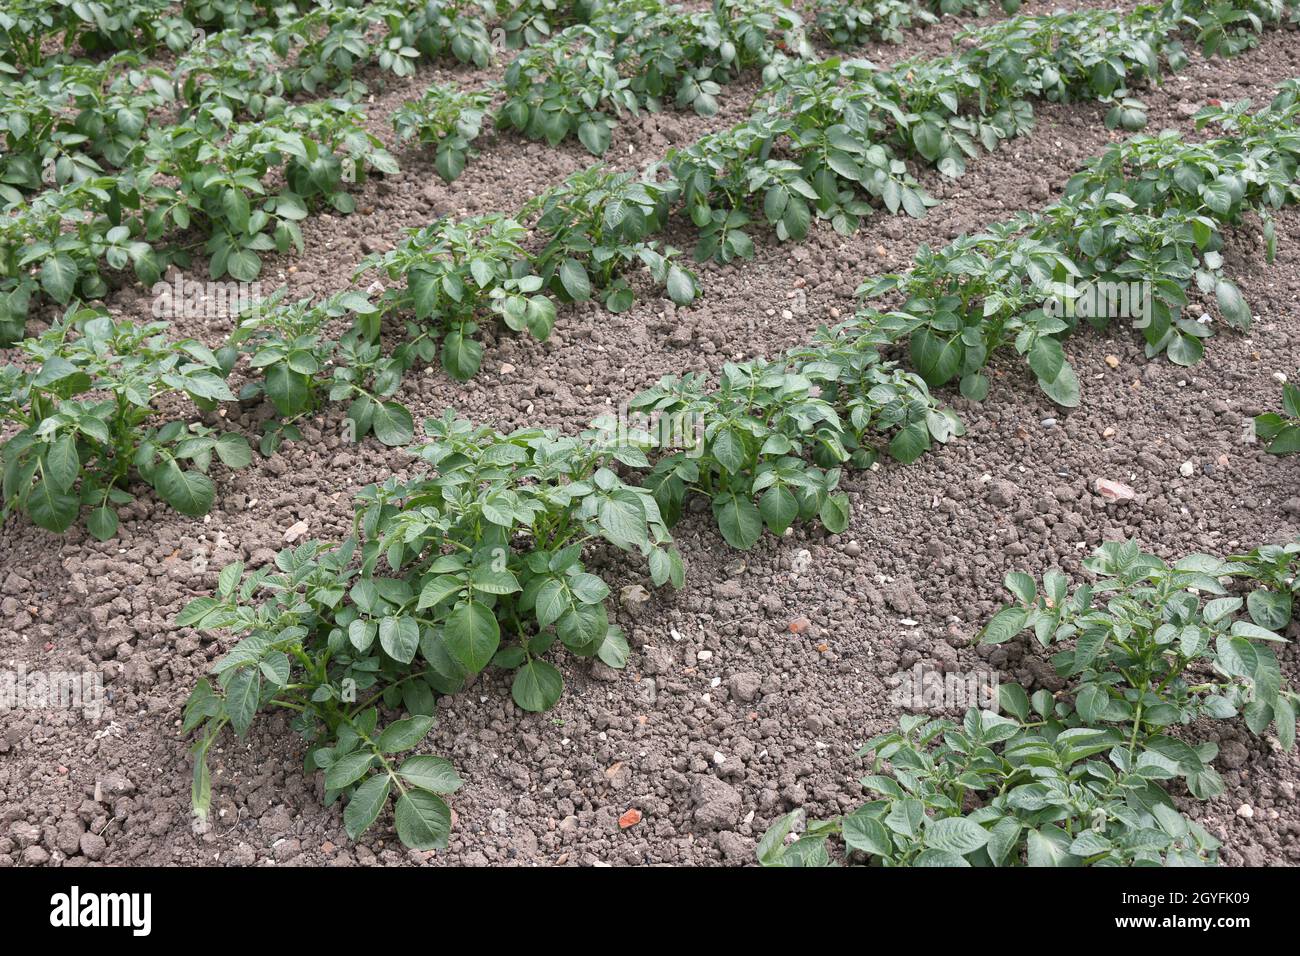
<box><xmin>180</xmin><ymin>541</ymin><xmax>465</xmax><ymax>850</ymax></box>
<box><xmin>524</xmin><ymin>166</ymin><xmax>699</xmax><ymax>312</ymax></box>
<box><xmin>499</xmin><ymin>25</ymin><xmax>638</xmax><ymax>155</ymax></box>
<box><xmin>981</xmin><ymin>540</ymin><xmax>1297</xmax><ymax>764</ymax></box>
<box><xmin>0</xmin><ymin>173</ymin><xmax>165</xmax><ymax>346</ymax></box>
<box><xmin>391</xmin><ymin>86</ymin><xmax>495</xmax><ymax>183</ymax></box>
<box><xmin>1255</xmin><ymin>383</ymin><xmax>1300</xmax><ymax>456</ymax></box>
<box><xmin>0</xmin><ymin>53</ymin><xmax>172</xmax><ymax>200</ymax></box>
<box><xmin>1225</xmin><ymin>542</ymin><xmax>1300</xmax><ymax>631</ymax></box>
<box><xmin>225</xmin><ymin>288</ymin><xmax>415</xmax><ymax>454</ymax></box>
<box><xmin>1</xmin><ymin>90</ymin><xmax>398</xmax><ymax>338</ymax></box>
<box><xmin>760</xmin><ymin>540</ymin><xmax>1297</xmax><ymax>866</ymax></box>
<box><xmin>759</xmin><ymin>706</ymin><xmax>1224</xmax><ymax>867</ymax></box>
<box><xmin>179</xmin><ymin>412</ymin><xmax>684</xmax><ymax>846</ymax></box>
<box><xmin>0</xmin><ymin>307</ymin><xmax>250</xmax><ymax>538</ymax></box>
<box><xmin>358</xmin><ymin>214</ymin><xmax>554</xmax><ymax>382</ymax></box>
<box><xmin>622</xmin><ymin>346</ymin><xmax>961</xmax><ymax>549</ymax></box>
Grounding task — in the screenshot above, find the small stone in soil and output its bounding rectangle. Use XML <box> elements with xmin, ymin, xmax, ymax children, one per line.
<box><xmin>1095</xmin><ymin>478</ymin><xmax>1136</xmax><ymax>501</ymax></box>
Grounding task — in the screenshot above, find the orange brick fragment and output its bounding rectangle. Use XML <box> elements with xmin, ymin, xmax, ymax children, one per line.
<box><xmin>619</xmin><ymin>809</ymin><xmax>642</xmax><ymax>829</ymax></box>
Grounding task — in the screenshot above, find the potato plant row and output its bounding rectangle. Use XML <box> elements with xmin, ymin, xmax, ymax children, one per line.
<box><xmin>760</xmin><ymin>540</ymin><xmax>1300</xmax><ymax>866</ymax></box>
<box><xmin>0</xmin><ymin>0</ymin><xmax>585</xmax><ymax>70</ymax></box>
<box><xmin>851</xmin><ymin>80</ymin><xmax>1300</xmax><ymax>406</ymax></box>
<box><xmin>0</xmin><ymin>89</ymin><xmax>398</xmax><ymax>344</ymax></box>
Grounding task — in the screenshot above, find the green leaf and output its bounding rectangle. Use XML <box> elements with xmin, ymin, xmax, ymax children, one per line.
<box><xmin>371</xmin><ymin>401</ymin><xmax>414</xmax><ymax>446</ymax></box>
<box><xmin>1215</xmin><ymin>279</ymin><xmax>1250</xmax><ymax>329</ymax></box>
<box><xmin>214</xmin><ymin>433</ymin><xmax>252</xmax><ymax>469</ymax></box>
<box><xmin>712</xmin><ymin>428</ymin><xmax>747</xmax><ymax>474</ymax></box>
<box><xmin>419</xmin><ymin>574</ymin><xmax>465</xmax><ymax>609</ymax></box>
<box><xmin>511</xmin><ymin>659</ymin><xmax>564</xmax><ymax>712</ymax></box>
<box><xmin>926</xmin><ymin>817</ymin><xmax>989</xmax><ymax>856</ymax></box>
<box><xmin>444</xmin><ymin>600</ymin><xmax>500</xmax><ymax>673</ymax></box>
<box><xmin>713</xmin><ymin>490</ymin><xmax>763</xmax><ymax>550</ymax></box>
<box><xmin>909</xmin><ymin>328</ymin><xmax>963</xmax><ymax>386</ymax></box>
<box><xmin>344</xmin><ymin>773</ymin><xmax>390</xmax><ymax>839</ymax></box>
<box><xmin>394</xmin><ymin>790</ymin><xmax>451</xmax><ymax>850</ymax></box>
<box><xmin>758</xmin><ymin>484</ymin><xmax>798</xmax><ymax>535</ymax></box>
<box><xmin>225</xmin><ymin>667</ymin><xmax>260</xmax><ymax>736</ymax></box>
<box><xmin>666</xmin><ymin>266</ymin><xmax>695</xmax><ymax>305</ymax></box>
<box><xmin>40</xmin><ymin>254</ymin><xmax>79</xmax><ymax>302</ymax></box>
<box><xmin>1038</xmin><ymin>361</ymin><xmax>1080</xmax><ymax>408</ymax></box>
<box><xmin>1075</xmin><ymin>683</ymin><xmax>1108</xmax><ymax>723</ymax></box>
<box><xmin>597</xmin><ymin>625</ymin><xmax>629</xmax><ymax>668</ymax></box>
<box><xmin>27</xmin><ymin>480</ymin><xmax>79</xmax><ymax>532</ymax></box>
<box><xmin>227</xmin><ymin>248</ymin><xmax>261</xmax><ymax>282</ymax></box>
<box><xmin>153</xmin><ymin>461</ymin><xmax>215</xmax><ymax>517</ymax></box>
<box><xmin>1276</xmin><ymin>697</ymin><xmax>1295</xmax><ymax>752</ymax></box>
<box><xmin>979</xmin><ymin>607</ymin><xmax>1027</xmax><ymax>644</ymax></box>
<box><xmin>889</xmin><ymin>421</ymin><xmax>930</xmax><ymax>464</ymax></box>
<box><xmin>559</xmin><ymin>258</ymin><xmax>591</xmax><ymax>301</ymax></box>
<box><xmin>1027</xmin><ymin>828</ymin><xmax>1081</xmax><ymax>867</ymax></box>
<box><xmin>1004</xmin><ymin>571</ymin><xmax>1036</xmax><ymax>603</ymax></box>
<box><xmin>1247</xmin><ymin>589</ymin><xmax>1291</xmax><ymax>631</ymax></box>
<box><xmin>325</xmin><ymin>750</ymin><xmax>375</xmax><ymax>791</ymax></box>
<box><xmin>377</xmin><ymin>714</ymin><xmax>436</xmax><ymax>753</ymax></box>
<box><xmin>86</xmin><ymin>505</ymin><xmax>119</xmax><ymax>541</ymax></box>
<box><xmin>45</xmin><ymin>434</ymin><xmax>79</xmax><ymax>492</ymax></box>
<box><xmin>222</xmin><ymin>187</ymin><xmax>250</xmax><ymax>232</ymax></box>
<box><xmin>379</xmin><ymin>615</ymin><xmax>420</xmax><ymax>664</ymax></box>
<box><xmin>577</xmin><ymin>119</ymin><xmax>610</xmax><ymax>155</ymax></box>
<box><xmin>912</xmin><ymin>121</ymin><xmax>943</xmax><ymax>162</ymax></box>
<box><xmin>469</xmin><ymin>566</ymin><xmax>520</xmax><ymax>595</ymax></box>
<box><xmin>819</xmin><ymin>492</ymin><xmax>850</xmax><ymax>533</ymax></box>
<box><xmin>265</xmin><ymin>365</ymin><xmax>311</xmax><ymax>417</ymax></box>
<box><xmin>568</xmin><ymin>572</ymin><xmax>610</xmax><ymax>605</ymax></box>
<box><xmin>258</xmin><ymin>651</ymin><xmax>290</xmax><ymax>685</ymax></box>
<box><xmin>441</xmin><ymin>328</ymin><xmax>483</xmax><ymax>381</ymax></box>
<box><xmin>842</xmin><ymin>813</ymin><xmax>892</xmax><ymax>857</ymax></box>
<box><xmin>398</xmin><ymin>755</ymin><xmax>463</xmax><ymax>794</ymax></box>
<box><xmin>999</xmin><ymin>684</ymin><xmax>1030</xmax><ymax>721</ymax></box>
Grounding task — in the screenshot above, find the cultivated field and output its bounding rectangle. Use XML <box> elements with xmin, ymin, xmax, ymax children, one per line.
<box><xmin>1</xmin><ymin>0</ymin><xmax>1299</xmax><ymax>868</ymax></box>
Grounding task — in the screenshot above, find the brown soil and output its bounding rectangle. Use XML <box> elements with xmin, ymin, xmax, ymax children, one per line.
<box><xmin>2</xmin><ymin>6</ymin><xmax>1299</xmax><ymax>868</ymax></box>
